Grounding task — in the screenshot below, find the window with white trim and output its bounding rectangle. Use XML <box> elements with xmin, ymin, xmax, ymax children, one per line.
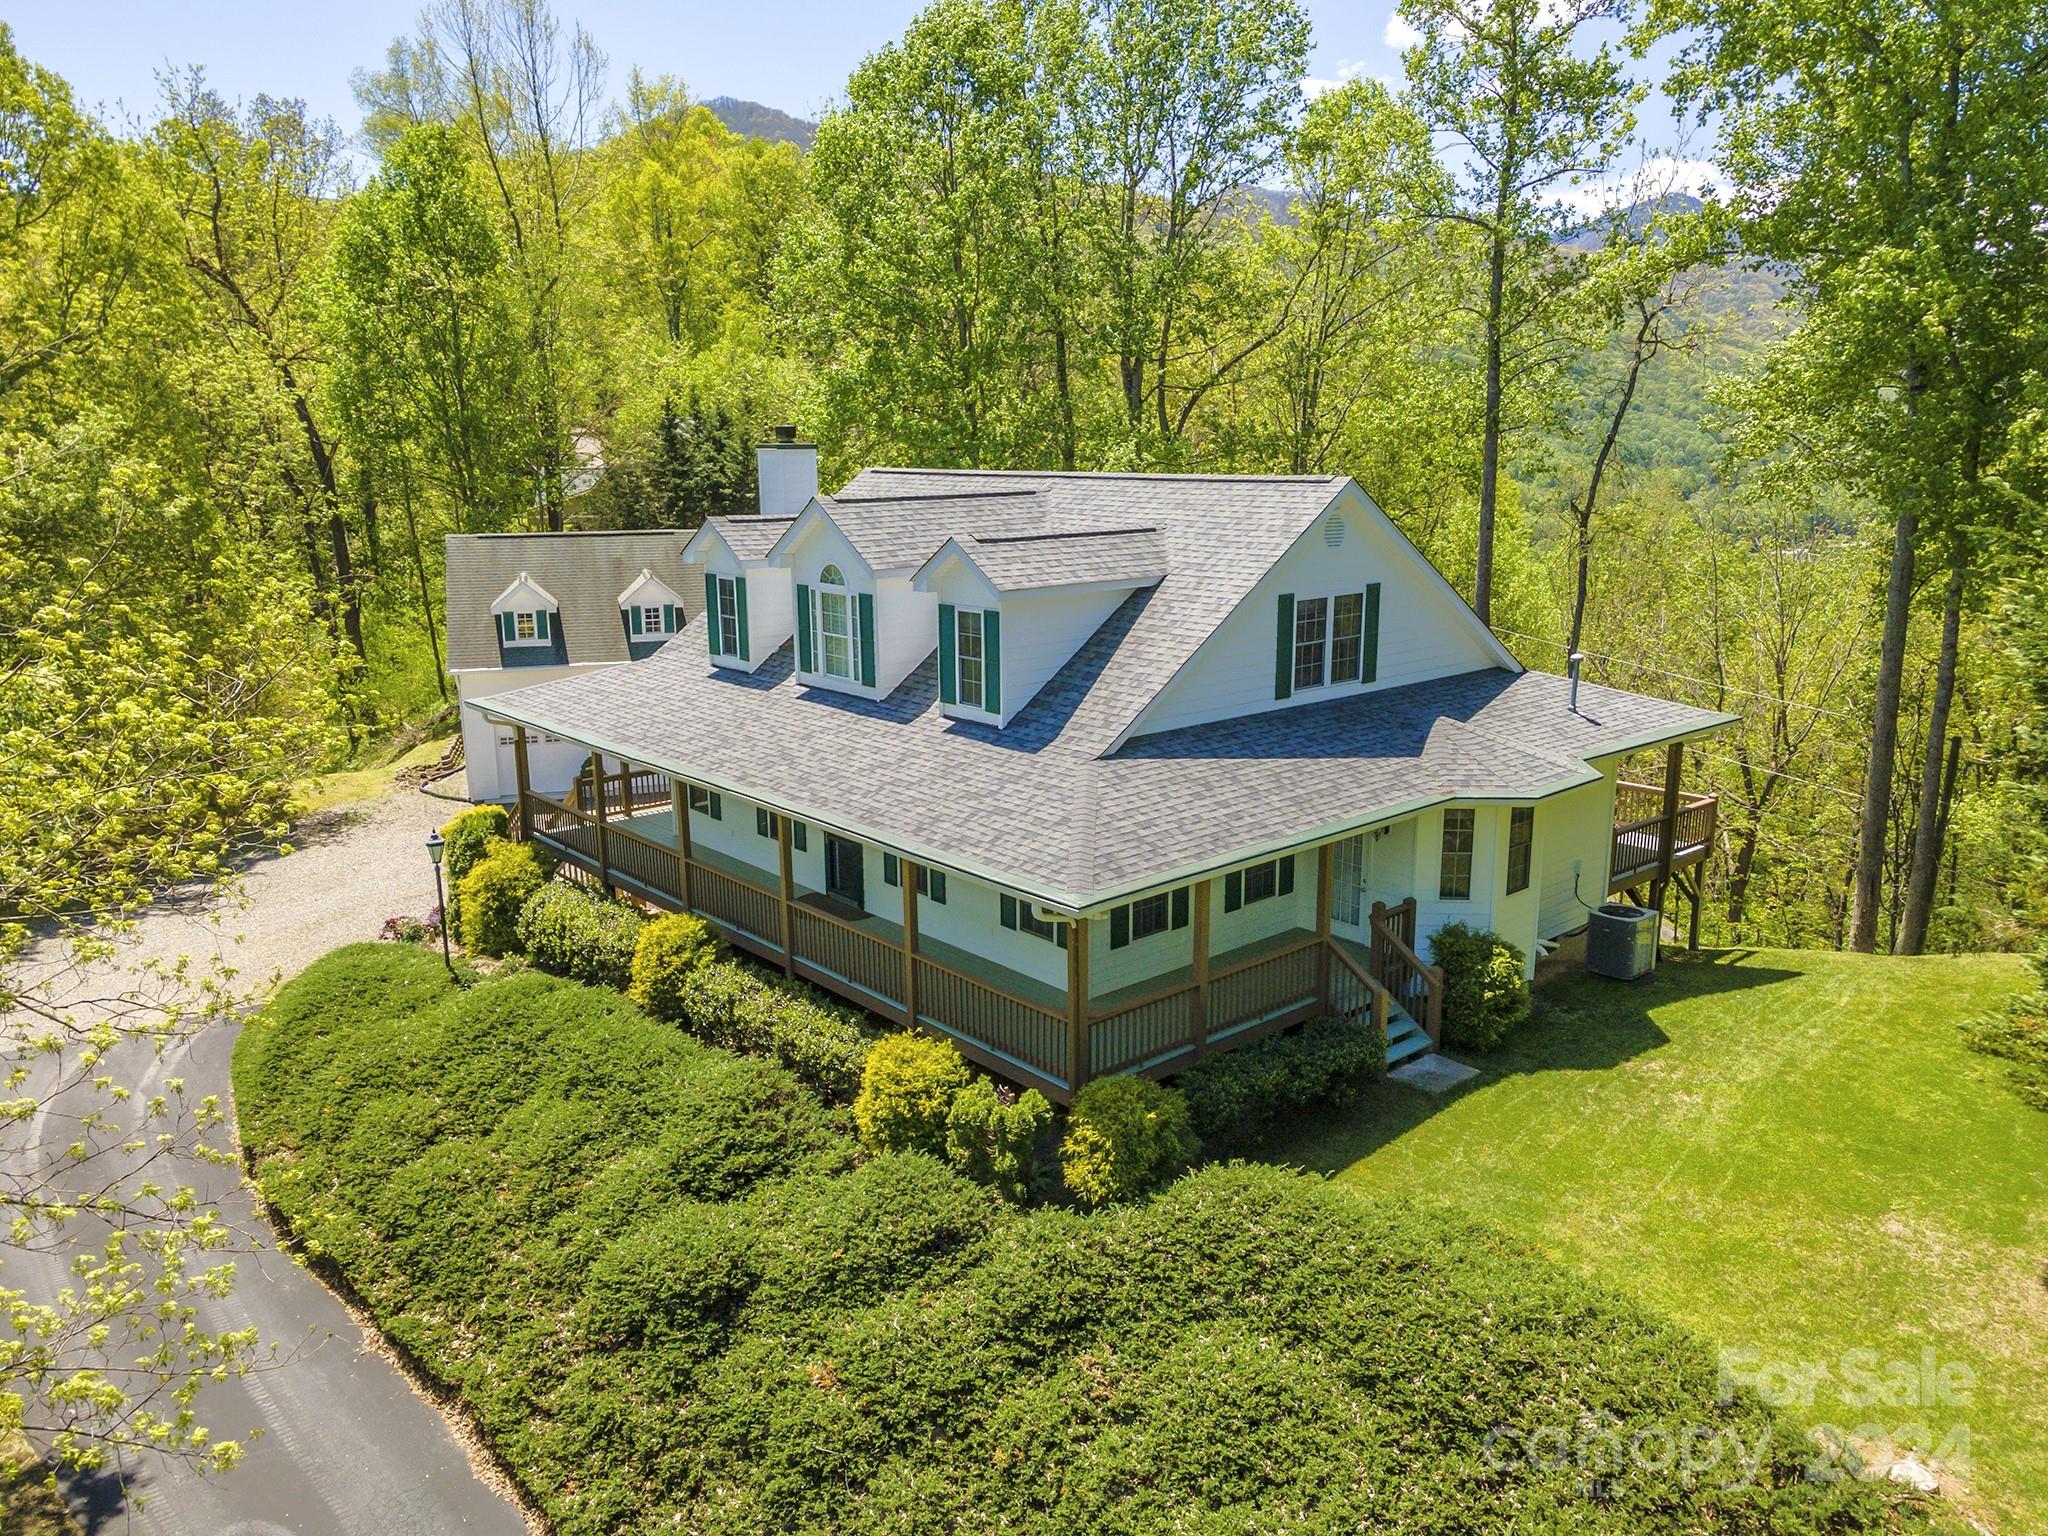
<box><xmin>1293</xmin><ymin>597</ymin><xmax>1328</xmax><ymax>690</ymax></box>
<box><xmin>816</xmin><ymin>564</ymin><xmax>854</xmax><ymax>680</ymax></box>
<box><xmin>1332</xmin><ymin>593</ymin><xmax>1364</xmax><ymax>683</ymax></box>
<box><xmin>714</xmin><ymin>578</ymin><xmax>740</xmax><ymax>655</ymax></box>
<box><xmin>1506</xmin><ymin>806</ymin><xmax>1534</xmax><ymax>894</ymax></box>
<box><xmin>1439</xmin><ymin>809</ymin><xmax>1475</xmax><ymax>900</ymax></box>
<box><xmin>1332</xmin><ymin>833</ymin><xmax>1364</xmax><ymax>926</ymax></box>
<box><xmin>1000</xmin><ymin>893</ymin><xmax>1067</xmax><ymax>947</ymax></box>
<box><xmin>643</xmin><ymin>604</ymin><xmax>668</xmax><ymax>635</ymax></box>
<box><xmin>955</xmin><ymin>608</ymin><xmax>985</xmax><ymax>709</ymax></box>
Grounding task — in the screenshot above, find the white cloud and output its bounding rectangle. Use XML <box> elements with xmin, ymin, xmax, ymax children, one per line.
<box><xmin>1302</xmin><ymin>59</ymin><xmax>1369</xmax><ymax>100</ymax></box>
<box><xmin>1383</xmin><ymin>13</ymin><xmax>1423</xmax><ymax>49</ymax></box>
<box><xmin>1556</xmin><ymin>155</ymin><xmax>1722</xmax><ymax>217</ymax></box>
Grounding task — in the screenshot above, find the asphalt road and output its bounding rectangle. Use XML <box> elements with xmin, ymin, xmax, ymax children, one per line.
<box><xmin>12</xmin><ymin>788</ymin><xmax>531</xmax><ymax>1536</ymax></box>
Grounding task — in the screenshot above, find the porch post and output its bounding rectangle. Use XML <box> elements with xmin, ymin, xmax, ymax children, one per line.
<box><xmin>671</xmin><ymin>779</ymin><xmax>693</xmax><ymax>912</ymax></box>
<box><xmin>1190</xmin><ymin>881</ymin><xmax>1211</xmax><ymax>1058</ymax></box>
<box><xmin>1650</xmin><ymin>740</ymin><xmax>1684</xmax><ymax>919</ymax></box>
<box><xmin>776</xmin><ymin>815</ymin><xmax>796</xmax><ymax>974</ymax></box>
<box><xmin>511</xmin><ymin>724</ymin><xmax>532</xmax><ymax>841</ymax></box>
<box><xmin>1314</xmin><ymin>843</ymin><xmax>1334</xmax><ymax>1012</ymax></box>
<box><xmin>1066</xmin><ymin>913</ymin><xmax>1091</xmax><ymax>1091</ymax></box>
<box><xmin>900</xmin><ymin>857</ymin><xmax>920</xmax><ymax>1029</ymax></box>
<box><xmin>588</xmin><ymin>752</ymin><xmax>613</xmax><ymax>894</ymax></box>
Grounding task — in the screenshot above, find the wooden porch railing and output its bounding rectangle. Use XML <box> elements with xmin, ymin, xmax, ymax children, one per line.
<box><xmin>791</xmin><ymin>903</ymin><xmax>904</xmax><ymax>1009</ymax></box>
<box><xmin>1369</xmin><ymin>898</ymin><xmax>1443</xmax><ymax>1048</ymax></box>
<box><xmin>1209</xmin><ymin>937</ymin><xmax>1322</xmax><ymax>1040</ymax></box>
<box><xmin>573</xmin><ymin>762</ymin><xmax>673</xmax><ymax>819</ymax></box>
<box><xmin>1091</xmin><ymin>982</ymin><xmax>1199</xmax><ymax>1075</ymax></box>
<box><xmin>916</xmin><ymin>955</ymin><xmax>1070</xmax><ymax>1082</ymax></box>
<box><xmin>1611</xmin><ymin>779</ymin><xmax>1719</xmax><ymax>887</ymax></box>
<box><xmin>687</xmin><ymin>858</ymin><xmax>781</xmax><ymax>947</ymax></box>
<box><xmin>1329</xmin><ymin>940</ymin><xmax>1392</xmax><ymax>1046</ymax></box>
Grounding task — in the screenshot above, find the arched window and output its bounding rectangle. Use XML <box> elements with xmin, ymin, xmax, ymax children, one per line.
<box><xmin>816</xmin><ymin>566</ymin><xmax>854</xmax><ymax>678</ymax></box>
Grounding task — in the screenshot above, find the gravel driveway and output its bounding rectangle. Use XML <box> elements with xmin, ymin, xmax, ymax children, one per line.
<box><xmin>12</xmin><ymin>784</ymin><xmax>533</xmax><ymax>1536</ymax></box>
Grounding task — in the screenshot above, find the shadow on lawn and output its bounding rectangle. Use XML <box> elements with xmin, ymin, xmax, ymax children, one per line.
<box><xmin>1279</xmin><ymin>949</ymin><xmax>1806</xmax><ymax>1170</ymax></box>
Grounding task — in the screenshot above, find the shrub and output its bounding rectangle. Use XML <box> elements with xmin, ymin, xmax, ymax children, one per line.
<box><xmin>670</xmin><ymin>957</ymin><xmax>875</xmax><ymax>1102</ymax></box>
<box><xmin>439</xmin><ymin>804</ymin><xmax>509</xmax><ymax>930</ymax></box>
<box><xmin>1060</xmin><ymin>1075</ymin><xmax>1197</xmax><ymax>1207</ymax></box>
<box><xmin>1960</xmin><ymin>988</ymin><xmax>2048</xmax><ymax>1111</ymax></box>
<box><xmin>853</xmin><ymin>1032</ymin><xmax>971</xmax><ymax>1156</ymax></box>
<box><xmin>581</xmin><ymin>1201</ymin><xmax>760</xmax><ymax>1361</ymax></box>
<box><xmin>628</xmin><ymin>912</ymin><xmax>720</xmax><ymax>1019</ymax></box>
<box><xmin>518</xmin><ymin>881</ymin><xmax>645</xmax><ymax>989</ymax></box>
<box><xmin>456</xmin><ymin>838</ymin><xmax>547</xmax><ymax>957</ymax></box>
<box><xmin>1430</xmin><ymin>922</ymin><xmax>1530</xmax><ymax>1052</ymax></box>
<box><xmin>944</xmin><ymin>1078</ymin><xmax>1054</xmax><ymax>1203</ymax></box>
<box><xmin>1176</xmin><ymin>1012</ymin><xmax>1386</xmax><ymax>1149</ymax></box>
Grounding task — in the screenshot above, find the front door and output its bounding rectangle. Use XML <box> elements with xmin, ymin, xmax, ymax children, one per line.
<box><xmin>824</xmin><ymin>835</ymin><xmax>866</xmax><ymax>909</ymax></box>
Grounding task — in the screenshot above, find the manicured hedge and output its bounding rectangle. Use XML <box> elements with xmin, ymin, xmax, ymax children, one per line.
<box><xmin>627</xmin><ymin>911</ymin><xmax>720</xmax><ymax>1019</ymax></box>
<box><xmin>669</xmin><ymin>956</ymin><xmax>876</xmax><ymax>1103</ymax></box>
<box><xmin>1175</xmin><ymin>1012</ymin><xmax>1386</xmax><ymax>1149</ymax></box>
<box><xmin>516</xmin><ymin>881</ymin><xmax>645</xmax><ymax>990</ymax></box>
<box><xmin>1431</xmin><ymin>922</ymin><xmax>1532</xmax><ymax>1051</ymax></box>
<box><xmin>438</xmin><ymin>804</ymin><xmax>508</xmax><ymax>931</ymax></box>
<box><xmin>853</xmin><ymin>1032</ymin><xmax>971</xmax><ymax>1157</ymax></box>
<box><xmin>234</xmin><ymin>944</ymin><xmax>1900</xmax><ymax>1536</ymax></box>
<box><xmin>456</xmin><ymin>838</ymin><xmax>547</xmax><ymax>957</ymax></box>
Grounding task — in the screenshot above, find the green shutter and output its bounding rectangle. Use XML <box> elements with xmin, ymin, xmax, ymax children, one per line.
<box><xmin>664</xmin><ymin>604</ymin><xmax>677</xmax><ymax>632</ymax></box>
<box><xmin>884</xmin><ymin>852</ymin><xmax>900</xmax><ymax>887</ymax></box>
<box><xmin>1278</xmin><ymin>855</ymin><xmax>1296</xmax><ymax>896</ymax></box>
<box><xmin>793</xmin><ymin>821</ymin><xmax>807</xmax><ymax>852</ymax></box>
<box><xmin>756</xmin><ymin>807</ymin><xmax>772</xmax><ymax>838</ymax></box>
<box><xmin>708</xmin><ymin>792</ymin><xmax>722</xmax><ymax>820</ymax></box>
<box><xmin>1225</xmin><ymin>871</ymin><xmax>1243</xmax><ymax>912</ymax></box>
<box><xmin>1274</xmin><ymin>592</ymin><xmax>1295</xmax><ymax>700</ymax></box>
<box><xmin>1362</xmin><ymin>582</ymin><xmax>1380</xmax><ymax>684</ymax></box>
<box><xmin>704</xmin><ymin>573</ymin><xmax>721</xmax><ymax>656</ymax></box>
<box><xmin>1171</xmin><ymin>887</ymin><xmax>1189</xmax><ymax>929</ymax></box>
<box><xmin>796</xmin><ymin>583</ymin><xmax>813</xmax><ymax>672</ymax></box>
<box><xmin>735</xmin><ymin>576</ymin><xmax>750</xmax><ymax>662</ymax></box>
<box><xmin>1109</xmin><ymin>905</ymin><xmax>1130</xmax><ymax>949</ymax></box>
<box><xmin>929</xmin><ymin>871</ymin><xmax>946</xmax><ymax>904</ymax></box>
<box><xmin>498</xmin><ymin>611</ymin><xmax>513</xmax><ymax>644</ymax></box>
<box><xmin>857</xmin><ymin>593</ymin><xmax>877</xmax><ymax>687</ymax></box>
<box><xmin>629</xmin><ymin>605</ymin><xmax>643</xmax><ymax>636</ymax></box>
<box><xmin>938</xmin><ymin>603</ymin><xmax>956</xmax><ymax>705</ymax></box>
<box><xmin>983</xmin><ymin>609</ymin><xmax>1001</xmax><ymax>714</ymax></box>
<box><xmin>1000</xmin><ymin>893</ymin><xmax>1017</xmax><ymax>930</ymax></box>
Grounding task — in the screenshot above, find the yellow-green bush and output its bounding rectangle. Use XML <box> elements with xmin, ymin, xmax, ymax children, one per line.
<box><xmin>439</xmin><ymin>804</ymin><xmax>508</xmax><ymax>930</ymax></box>
<box><xmin>628</xmin><ymin>912</ymin><xmax>720</xmax><ymax>1019</ymax></box>
<box><xmin>456</xmin><ymin>838</ymin><xmax>547</xmax><ymax>957</ymax></box>
<box><xmin>853</xmin><ymin>1032</ymin><xmax>970</xmax><ymax>1157</ymax></box>
<box><xmin>1060</xmin><ymin>1074</ymin><xmax>1197</xmax><ymax>1207</ymax></box>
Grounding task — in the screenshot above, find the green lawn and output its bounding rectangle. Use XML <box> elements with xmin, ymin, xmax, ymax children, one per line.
<box><xmin>1273</xmin><ymin>948</ymin><xmax>2047</xmax><ymax>1535</ymax></box>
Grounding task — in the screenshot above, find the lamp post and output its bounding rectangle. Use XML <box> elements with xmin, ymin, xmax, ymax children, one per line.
<box><xmin>425</xmin><ymin>830</ymin><xmax>454</xmax><ymax>976</ymax></box>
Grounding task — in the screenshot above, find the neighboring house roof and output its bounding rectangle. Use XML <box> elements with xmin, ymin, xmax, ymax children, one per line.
<box><xmin>925</xmin><ymin>526</ymin><xmax>1169</xmax><ymax>593</ymax></box>
<box><xmin>445</xmin><ymin>529</ymin><xmax>697</xmax><ymax>672</ymax></box>
<box><xmin>480</xmin><ymin>611</ymin><xmax>1732</xmax><ymax>910</ymax></box>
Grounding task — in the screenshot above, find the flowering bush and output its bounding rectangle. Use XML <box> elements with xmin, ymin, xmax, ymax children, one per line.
<box><xmin>379</xmin><ymin>908</ymin><xmax>443</xmax><ymax>944</ymax></box>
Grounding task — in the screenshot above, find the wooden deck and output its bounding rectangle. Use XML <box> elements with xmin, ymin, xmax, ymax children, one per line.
<box><xmin>515</xmin><ymin>772</ymin><xmax>1418</xmax><ymax>1102</ymax></box>
<box><xmin>1608</xmin><ymin>779</ymin><xmax>1718</xmax><ymax>892</ymax></box>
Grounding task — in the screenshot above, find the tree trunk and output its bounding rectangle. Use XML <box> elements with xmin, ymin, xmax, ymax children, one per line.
<box><xmin>1895</xmin><ymin>533</ymin><xmax>1967</xmax><ymax>952</ymax></box>
<box><xmin>1475</xmin><ymin>225</ymin><xmax>1507</xmax><ymax>626</ymax></box>
<box><xmin>1849</xmin><ymin>499</ymin><xmax>1918</xmax><ymax>951</ymax></box>
<box><xmin>403</xmin><ymin>482</ymin><xmax>448</xmax><ymax>701</ymax></box>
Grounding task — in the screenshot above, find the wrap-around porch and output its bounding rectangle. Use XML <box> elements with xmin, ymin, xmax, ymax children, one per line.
<box><xmin>508</xmin><ymin>739</ymin><xmax>1434</xmax><ymax>1102</ymax></box>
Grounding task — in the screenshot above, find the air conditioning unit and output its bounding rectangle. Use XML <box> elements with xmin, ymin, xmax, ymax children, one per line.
<box><xmin>1586</xmin><ymin>903</ymin><xmax>1658</xmax><ymax>980</ymax></box>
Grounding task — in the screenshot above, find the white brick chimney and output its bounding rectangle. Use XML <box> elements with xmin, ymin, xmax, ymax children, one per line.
<box><xmin>756</xmin><ymin>425</ymin><xmax>818</xmax><ymax>518</ymax></box>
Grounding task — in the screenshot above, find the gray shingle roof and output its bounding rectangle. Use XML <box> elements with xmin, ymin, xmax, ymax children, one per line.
<box><xmin>478</xmin><ymin>612</ymin><xmax>1732</xmax><ymax>908</ymax></box>
<box><xmin>445</xmin><ymin>530</ymin><xmax>698</xmax><ymax>672</ymax></box>
<box><xmin>704</xmin><ymin>514</ymin><xmax>797</xmax><ymax>561</ymax></box>
<box><xmin>941</xmin><ymin>527</ymin><xmax>1169</xmax><ymax>592</ymax></box>
<box><xmin>792</xmin><ymin>488</ymin><xmax>1056</xmax><ymax>572</ymax></box>
<box><xmin>838</xmin><ymin>468</ymin><xmax>1354</xmax><ymax>754</ymax></box>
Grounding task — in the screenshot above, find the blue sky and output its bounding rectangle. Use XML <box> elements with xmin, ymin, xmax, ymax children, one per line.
<box><xmin>10</xmin><ymin>0</ymin><xmax>1709</xmax><ymax>203</ymax></box>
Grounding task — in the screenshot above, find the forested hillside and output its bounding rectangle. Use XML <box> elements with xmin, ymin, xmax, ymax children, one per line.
<box><xmin>2</xmin><ymin>0</ymin><xmax>2042</xmax><ymax>982</ymax></box>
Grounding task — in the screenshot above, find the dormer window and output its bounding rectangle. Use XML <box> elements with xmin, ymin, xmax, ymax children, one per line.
<box><xmin>500</xmin><ymin>609</ymin><xmax>550</xmax><ymax>645</ymax></box>
<box><xmin>955</xmin><ymin>609</ymin><xmax>985</xmax><ymax>708</ymax></box>
<box><xmin>938</xmin><ymin>602</ymin><xmax>1000</xmax><ymax>716</ymax></box>
<box><xmin>815</xmin><ymin>565</ymin><xmax>857</xmax><ymax>681</ymax></box>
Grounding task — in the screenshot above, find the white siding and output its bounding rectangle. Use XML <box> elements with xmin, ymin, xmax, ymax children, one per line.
<box><xmin>1489</xmin><ymin>805</ymin><xmax>1543</xmax><ymax>977</ymax></box>
<box><xmin>922</xmin><ymin>557</ymin><xmax>1134</xmax><ymax>726</ymax></box>
<box><xmin>457</xmin><ymin>666</ymin><xmax>613</xmax><ymax>802</ymax></box>
<box><xmin>1537</xmin><ymin>765</ymin><xmax>1620</xmax><ymax>940</ymax></box>
<box><xmin>1126</xmin><ymin>485</ymin><xmax>1503</xmax><ymax>740</ymax></box>
<box><xmin>1413</xmin><ymin>804</ymin><xmax>1500</xmax><ymax>960</ymax></box>
<box><xmin>874</xmin><ymin>572</ymin><xmax>938</xmax><ymax>696</ymax></box>
<box><xmin>697</xmin><ymin>542</ymin><xmax>793</xmax><ymax>674</ymax></box>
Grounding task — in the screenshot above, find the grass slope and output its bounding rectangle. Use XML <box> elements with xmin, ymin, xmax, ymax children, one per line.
<box><xmin>235</xmin><ymin>944</ymin><xmax>1908</xmax><ymax>1536</ymax></box>
<box><xmin>1275</xmin><ymin>949</ymin><xmax>2045</xmax><ymax>1535</ymax></box>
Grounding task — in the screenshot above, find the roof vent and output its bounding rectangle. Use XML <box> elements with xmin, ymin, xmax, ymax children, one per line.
<box><xmin>1323</xmin><ymin>514</ymin><xmax>1347</xmax><ymax>549</ymax></box>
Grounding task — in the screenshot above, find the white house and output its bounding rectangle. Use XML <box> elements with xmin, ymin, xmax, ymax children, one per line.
<box><xmin>476</xmin><ymin>464</ymin><xmax>1729</xmax><ymax>1099</ymax></box>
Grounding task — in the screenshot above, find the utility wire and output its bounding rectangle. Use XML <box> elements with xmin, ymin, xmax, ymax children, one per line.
<box><xmin>1492</xmin><ymin>627</ymin><xmax>1873</xmax><ymax>725</ymax></box>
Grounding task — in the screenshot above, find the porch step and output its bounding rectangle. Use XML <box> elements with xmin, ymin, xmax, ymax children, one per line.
<box><xmin>1384</xmin><ymin>1006</ymin><xmax>1431</xmax><ymax>1068</ymax></box>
